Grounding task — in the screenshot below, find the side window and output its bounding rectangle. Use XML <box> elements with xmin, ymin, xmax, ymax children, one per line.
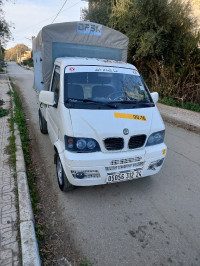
<box><xmin>51</xmin><ymin>65</ymin><xmax>60</xmax><ymax>106</ymax></box>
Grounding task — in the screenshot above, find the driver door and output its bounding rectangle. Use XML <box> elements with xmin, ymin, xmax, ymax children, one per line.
<box><xmin>47</xmin><ymin>65</ymin><xmax>60</xmax><ymax>144</ymax></box>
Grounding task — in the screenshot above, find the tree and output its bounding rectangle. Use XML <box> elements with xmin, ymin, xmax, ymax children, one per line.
<box><xmin>82</xmin><ymin>0</ymin><xmax>112</xmax><ymax>25</ymax></box>
<box><xmin>110</xmin><ymin>0</ymin><xmax>200</xmax><ymax>103</ymax></box>
<box><xmin>82</xmin><ymin>0</ymin><xmax>200</xmax><ymax>104</ymax></box>
<box><xmin>0</xmin><ymin>0</ymin><xmax>11</xmax><ymax>47</ymax></box>
<box><xmin>5</xmin><ymin>44</ymin><xmax>29</xmax><ymax>61</ymax></box>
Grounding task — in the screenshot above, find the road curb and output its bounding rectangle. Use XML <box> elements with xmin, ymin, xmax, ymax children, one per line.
<box><xmin>8</xmin><ymin>80</ymin><xmax>41</xmax><ymax>266</ymax></box>
<box><xmin>159</xmin><ymin>110</ymin><xmax>200</xmax><ymax>134</ymax></box>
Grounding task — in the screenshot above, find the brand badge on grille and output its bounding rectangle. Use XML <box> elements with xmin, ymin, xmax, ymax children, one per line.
<box><xmin>123</xmin><ymin>128</ymin><xmax>129</xmax><ymax>135</ymax></box>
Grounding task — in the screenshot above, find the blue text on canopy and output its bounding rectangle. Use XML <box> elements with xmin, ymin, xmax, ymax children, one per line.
<box><xmin>77</xmin><ymin>22</ymin><xmax>102</xmax><ymax>36</ymax></box>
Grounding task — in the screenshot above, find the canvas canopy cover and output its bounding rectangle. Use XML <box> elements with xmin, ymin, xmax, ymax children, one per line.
<box><xmin>32</xmin><ymin>21</ymin><xmax>129</xmax><ymax>92</ymax></box>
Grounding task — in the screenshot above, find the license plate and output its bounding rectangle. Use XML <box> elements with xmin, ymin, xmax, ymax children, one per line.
<box><xmin>107</xmin><ymin>169</ymin><xmax>142</xmax><ymax>183</ymax></box>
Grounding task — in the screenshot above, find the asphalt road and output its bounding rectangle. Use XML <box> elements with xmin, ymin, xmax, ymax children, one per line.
<box><xmin>7</xmin><ymin>62</ymin><xmax>200</xmax><ymax>266</ymax></box>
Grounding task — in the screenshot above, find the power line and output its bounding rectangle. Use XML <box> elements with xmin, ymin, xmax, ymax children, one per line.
<box><xmin>13</xmin><ymin>0</ymin><xmax>82</xmax><ymax>34</ymax></box>
<box><xmin>51</xmin><ymin>0</ymin><xmax>68</xmax><ymax>24</ymax></box>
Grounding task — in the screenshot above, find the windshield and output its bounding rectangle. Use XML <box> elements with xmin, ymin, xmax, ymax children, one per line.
<box><xmin>64</xmin><ymin>66</ymin><xmax>153</xmax><ymax>109</ymax></box>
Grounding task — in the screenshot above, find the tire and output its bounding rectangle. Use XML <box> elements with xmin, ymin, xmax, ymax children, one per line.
<box><xmin>56</xmin><ymin>153</ymin><xmax>74</xmax><ymax>192</ymax></box>
<box><xmin>39</xmin><ymin>110</ymin><xmax>48</xmax><ymax>134</ymax></box>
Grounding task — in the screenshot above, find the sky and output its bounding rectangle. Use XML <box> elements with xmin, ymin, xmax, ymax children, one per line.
<box><xmin>3</xmin><ymin>0</ymin><xmax>88</xmax><ymax>49</ymax></box>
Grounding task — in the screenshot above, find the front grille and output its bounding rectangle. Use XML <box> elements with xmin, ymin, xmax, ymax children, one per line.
<box><xmin>128</xmin><ymin>135</ymin><xmax>146</xmax><ymax>149</ymax></box>
<box><xmin>104</xmin><ymin>138</ymin><xmax>124</xmax><ymax>151</ymax></box>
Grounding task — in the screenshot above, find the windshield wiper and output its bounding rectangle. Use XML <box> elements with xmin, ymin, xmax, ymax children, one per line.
<box><xmin>66</xmin><ymin>98</ymin><xmax>118</xmax><ymax>108</ymax></box>
<box><xmin>109</xmin><ymin>100</ymin><xmax>153</xmax><ymax>104</ymax></box>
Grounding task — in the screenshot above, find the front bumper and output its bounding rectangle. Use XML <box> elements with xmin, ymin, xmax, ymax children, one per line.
<box><xmin>60</xmin><ymin>143</ymin><xmax>167</xmax><ymax>186</ymax></box>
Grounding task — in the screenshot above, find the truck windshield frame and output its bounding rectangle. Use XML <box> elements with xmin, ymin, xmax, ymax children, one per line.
<box><xmin>64</xmin><ymin>66</ymin><xmax>154</xmax><ymax>110</ymax></box>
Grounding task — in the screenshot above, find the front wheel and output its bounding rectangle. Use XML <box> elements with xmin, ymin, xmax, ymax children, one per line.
<box><xmin>56</xmin><ymin>154</ymin><xmax>74</xmax><ymax>192</ymax></box>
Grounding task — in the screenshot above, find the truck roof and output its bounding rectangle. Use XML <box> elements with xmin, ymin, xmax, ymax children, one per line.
<box><xmin>55</xmin><ymin>57</ymin><xmax>137</xmax><ymax>70</ymax></box>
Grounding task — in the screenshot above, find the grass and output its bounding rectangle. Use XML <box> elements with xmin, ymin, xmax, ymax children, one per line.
<box><xmin>80</xmin><ymin>259</ymin><xmax>92</xmax><ymax>266</ymax></box>
<box><xmin>8</xmin><ymin>103</ymin><xmax>17</xmax><ymax>167</ymax></box>
<box><xmin>0</xmin><ymin>98</ymin><xmax>9</xmax><ymax>117</ymax></box>
<box><xmin>0</xmin><ymin>107</ymin><xmax>9</xmax><ymax>117</ymax></box>
<box><xmin>0</xmin><ymin>99</ymin><xmax>5</xmax><ymax>106</ymax></box>
<box><xmin>9</xmin><ymin>81</ymin><xmax>48</xmax><ymax>261</ymax></box>
<box><xmin>9</xmin><ymin>83</ymin><xmax>39</xmax><ymax>212</ymax></box>
<box><xmin>158</xmin><ymin>97</ymin><xmax>200</xmax><ymax>112</ymax></box>
<box><xmin>7</xmin><ymin>89</ymin><xmax>22</xmax><ymax>263</ymax></box>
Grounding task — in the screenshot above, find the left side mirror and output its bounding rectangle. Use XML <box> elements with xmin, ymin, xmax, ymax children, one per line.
<box><xmin>151</xmin><ymin>92</ymin><xmax>159</xmax><ymax>103</ymax></box>
<box><xmin>39</xmin><ymin>91</ymin><xmax>54</xmax><ymax>106</ymax></box>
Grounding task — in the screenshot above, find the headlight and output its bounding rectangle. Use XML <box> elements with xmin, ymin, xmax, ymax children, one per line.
<box><xmin>65</xmin><ymin>136</ymin><xmax>101</xmax><ymax>152</ymax></box>
<box><xmin>146</xmin><ymin>130</ymin><xmax>165</xmax><ymax>146</ymax></box>
<box><xmin>76</xmin><ymin>139</ymin><xmax>87</xmax><ymax>150</ymax></box>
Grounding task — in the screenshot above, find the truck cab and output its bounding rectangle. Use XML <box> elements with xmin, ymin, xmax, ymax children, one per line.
<box><xmin>39</xmin><ymin>57</ymin><xmax>167</xmax><ymax>191</ymax></box>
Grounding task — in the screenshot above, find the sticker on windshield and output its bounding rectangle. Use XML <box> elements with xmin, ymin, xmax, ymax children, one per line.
<box><xmin>132</xmin><ymin>70</ymin><xmax>138</xmax><ymax>75</ymax></box>
<box><xmin>114</xmin><ymin>112</ymin><xmax>147</xmax><ymax>121</ymax></box>
<box><xmin>69</xmin><ymin>67</ymin><xmax>75</xmax><ymax>72</ymax></box>
<box><xmin>65</xmin><ymin>66</ymin><xmax>140</xmax><ymax>75</ymax></box>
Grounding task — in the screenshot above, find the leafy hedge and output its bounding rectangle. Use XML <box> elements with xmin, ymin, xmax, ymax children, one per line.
<box><xmin>83</xmin><ymin>0</ymin><xmax>200</xmax><ymax>106</ymax></box>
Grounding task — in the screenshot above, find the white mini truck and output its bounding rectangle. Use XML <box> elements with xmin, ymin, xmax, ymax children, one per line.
<box><xmin>33</xmin><ymin>22</ymin><xmax>167</xmax><ymax>191</ymax></box>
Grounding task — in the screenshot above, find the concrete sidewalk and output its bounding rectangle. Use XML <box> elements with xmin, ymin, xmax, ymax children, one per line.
<box><xmin>157</xmin><ymin>103</ymin><xmax>200</xmax><ymax>134</ymax></box>
<box><xmin>0</xmin><ymin>75</ymin><xmax>20</xmax><ymax>265</ymax></box>
<box><xmin>0</xmin><ymin>75</ymin><xmax>40</xmax><ymax>266</ymax></box>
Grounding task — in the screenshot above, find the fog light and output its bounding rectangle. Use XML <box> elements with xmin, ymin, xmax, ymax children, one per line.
<box><xmin>157</xmin><ymin>158</ymin><xmax>164</xmax><ymax>167</ymax></box>
<box><xmin>76</xmin><ymin>172</ymin><xmax>85</xmax><ymax>179</ymax></box>
<box><xmin>148</xmin><ymin>158</ymin><xmax>164</xmax><ymax>170</ymax></box>
<box><xmin>71</xmin><ymin>170</ymin><xmax>100</xmax><ymax>178</ymax></box>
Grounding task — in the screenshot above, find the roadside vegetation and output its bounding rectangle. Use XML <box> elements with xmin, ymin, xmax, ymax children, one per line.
<box><xmin>4</xmin><ymin>44</ymin><xmax>29</xmax><ymax>61</ymax></box>
<box><xmin>0</xmin><ymin>59</ymin><xmax>6</xmax><ymax>73</ymax></box>
<box><xmin>4</xmin><ymin>44</ymin><xmax>33</xmax><ymax>68</ymax></box>
<box><xmin>0</xmin><ymin>0</ymin><xmax>11</xmax><ymax>47</ymax></box>
<box><xmin>158</xmin><ymin>98</ymin><xmax>200</xmax><ymax>112</ymax></box>
<box><xmin>0</xmin><ymin>99</ymin><xmax>9</xmax><ymax>117</ymax></box>
<box><xmin>8</xmin><ymin>84</ymin><xmax>40</xmax><ymax>211</ymax></box>
<box><xmin>83</xmin><ymin>0</ymin><xmax>200</xmax><ymax>108</ymax></box>
<box><xmin>0</xmin><ymin>64</ymin><xmax>4</xmax><ymax>73</ymax></box>
<box><xmin>7</xmin><ymin>89</ymin><xmax>22</xmax><ymax>263</ymax></box>
<box><xmin>8</xmin><ymin>83</ymin><xmax>47</xmax><ymax>259</ymax></box>
<box><xmin>23</xmin><ymin>58</ymin><xmax>33</xmax><ymax>67</ymax></box>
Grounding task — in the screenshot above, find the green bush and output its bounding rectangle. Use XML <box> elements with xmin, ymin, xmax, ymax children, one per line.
<box><xmin>84</xmin><ymin>0</ymin><xmax>200</xmax><ymax>105</ymax></box>
<box><xmin>23</xmin><ymin>58</ymin><xmax>33</xmax><ymax>67</ymax></box>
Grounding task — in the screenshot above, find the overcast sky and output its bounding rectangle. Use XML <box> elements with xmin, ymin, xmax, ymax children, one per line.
<box><xmin>3</xmin><ymin>0</ymin><xmax>88</xmax><ymax>49</ymax></box>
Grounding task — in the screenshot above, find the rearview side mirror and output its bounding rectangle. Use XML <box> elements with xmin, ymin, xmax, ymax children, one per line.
<box><xmin>39</xmin><ymin>91</ymin><xmax>54</xmax><ymax>106</ymax></box>
<box><xmin>151</xmin><ymin>92</ymin><xmax>159</xmax><ymax>103</ymax></box>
